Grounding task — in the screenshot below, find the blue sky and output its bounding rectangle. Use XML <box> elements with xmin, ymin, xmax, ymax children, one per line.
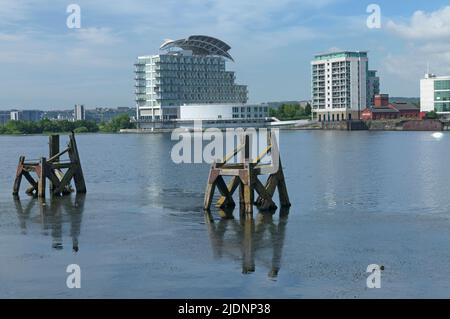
<box><xmin>1</xmin><ymin>0</ymin><xmax>450</xmax><ymax>110</ymax></box>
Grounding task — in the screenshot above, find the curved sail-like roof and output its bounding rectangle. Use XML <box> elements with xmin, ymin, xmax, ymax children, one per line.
<box><xmin>160</xmin><ymin>35</ymin><xmax>234</xmax><ymax>61</ymax></box>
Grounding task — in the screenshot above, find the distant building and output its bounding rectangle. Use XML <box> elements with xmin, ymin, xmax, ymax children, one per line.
<box><xmin>10</xmin><ymin>110</ymin><xmax>43</xmax><ymax>122</ymax></box>
<box><xmin>10</xmin><ymin>111</ymin><xmax>20</xmax><ymax>121</ymax></box>
<box><xmin>74</xmin><ymin>104</ymin><xmax>85</xmax><ymax>121</ymax></box>
<box><xmin>367</xmin><ymin>70</ymin><xmax>380</xmax><ymax>106</ymax></box>
<box><xmin>389</xmin><ymin>101</ymin><xmax>420</xmax><ymax>119</ymax></box>
<box><xmin>312</xmin><ymin>51</ymin><xmax>369</xmax><ymax>122</ymax></box>
<box><xmin>178</xmin><ymin>103</ymin><xmax>268</xmax><ymax>120</ymax></box>
<box><xmin>135</xmin><ymin>35</ymin><xmax>251</xmax><ymax>128</ymax></box>
<box><xmin>86</xmin><ymin>107</ymin><xmax>135</xmax><ymax>123</ymax></box>
<box><xmin>0</xmin><ymin>111</ymin><xmax>10</xmax><ymax>125</ymax></box>
<box><xmin>361</xmin><ymin>94</ymin><xmax>419</xmax><ymax>120</ymax></box>
<box><xmin>420</xmin><ymin>73</ymin><xmax>450</xmax><ymax>117</ymax></box>
<box><xmin>361</xmin><ymin>107</ymin><xmax>399</xmax><ymax>120</ymax></box>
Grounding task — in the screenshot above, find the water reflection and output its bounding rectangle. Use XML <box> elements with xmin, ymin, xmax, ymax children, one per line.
<box><xmin>205</xmin><ymin>208</ymin><xmax>288</xmax><ymax>279</ymax></box>
<box><xmin>13</xmin><ymin>194</ymin><xmax>85</xmax><ymax>252</ymax></box>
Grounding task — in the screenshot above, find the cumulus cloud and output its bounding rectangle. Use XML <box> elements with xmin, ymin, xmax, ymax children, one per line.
<box><xmin>386</xmin><ymin>6</ymin><xmax>450</xmax><ymax>40</ymax></box>
<box><xmin>381</xmin><ymin>5</ymin><xmax>450</xmax><ymax>86</ymax></box>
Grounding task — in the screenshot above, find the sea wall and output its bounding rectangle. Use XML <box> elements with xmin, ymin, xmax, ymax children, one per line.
<box><xmin>320</xmin><ymin>119</ymin><xmax>445</xmax><ymax>131</ymax></box>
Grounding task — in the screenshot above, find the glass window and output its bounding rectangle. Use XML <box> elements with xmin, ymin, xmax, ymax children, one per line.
<box><xmin>435</xmin><ymin>80</ymin><xmax>450</xmax><ymax>90</ymax></box>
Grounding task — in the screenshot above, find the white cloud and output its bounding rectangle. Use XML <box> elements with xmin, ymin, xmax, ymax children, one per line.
<box><xmin>381</xmin><ymin>5</ymin><xmax>450</xmax><ymax>90</ymax></box>
<box><xmin>386</xmin><ymin>6</ymin><xmax>450</xmax><ymax>40</ymax></box>
<box><xmin>72</xmin><ymin>27</ymin><xmax>122</xmax><ymax>45</ymax></box>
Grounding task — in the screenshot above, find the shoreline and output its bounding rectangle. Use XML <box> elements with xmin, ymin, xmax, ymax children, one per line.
<box><xmin>1</xmin><ymin>119</ymin><xmax>449</xmax><ymax>136</ymax></box>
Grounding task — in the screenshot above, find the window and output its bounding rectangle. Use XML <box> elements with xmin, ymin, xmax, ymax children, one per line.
<box><xmin>435</xmin><ymin>80</ymin><xmax>450</xmax><ymax>90</ymax></box>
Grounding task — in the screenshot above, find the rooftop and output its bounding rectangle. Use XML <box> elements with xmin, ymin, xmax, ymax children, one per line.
<box><xmin>313</xmin><ymin>51</ymin><xmax>368</xmax><ymax>61</ymax></box>
<box><xmin>389</xmin><ymin>102</ymin><xmax>419</xmax><ymax>111</ymax></box>
<box><xmin>160</xmin><ymin>35</ymin><xmax>234</xmax><ymax>61</ymax></box>
<box><xmin>423</xmin><ymin>74</ymin><xmax>450</xmax><ymax>80</ymax></box>
<box><xmin>369</xmin><ymin>107</ymin><xmax>399</xmax><ymax>113</ymax></box>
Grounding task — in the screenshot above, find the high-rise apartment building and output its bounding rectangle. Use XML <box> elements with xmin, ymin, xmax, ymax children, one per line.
<box><xmin>420</xmin><ymin>73</ymin><xmax>450</xmax><ymax>116</ymax></box>
<box><xmin>74</xmin><ymin>104</ymin><xmax>85</xmax><ymax>121</ymax></box>
<box><xmin>134</xmin><ymin>35</ymin><xmax>249</xmax><ymax>126</ymax></box>
<box><xmin>311</xmin><ymin>51</ymin><xmax>369</xmax><ymax>122</ymax></box>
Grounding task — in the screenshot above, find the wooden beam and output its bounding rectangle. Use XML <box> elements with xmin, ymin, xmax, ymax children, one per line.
<box><xmin>23</xmin><ymin>171</ymin><xmax>38</xmax><ymax>192</ymax></box>
<box><xmin>37</xmin><ymin>158</ymin><xmax>46</xmax><ymax>198</ymax></box>
<box><xmin>276</xmin><ymin>164</ymin><xmax>291</xmax><ymax>208</ymax></box>
<box><xmin>254</xmin><ymin>177</ymin><xmax>277</xmax><ymax>210</ymax></box>
<box><xmin>47</xmin><ymin>148</ymin><xmax>70</xmax><ymax>163</ymax></box>
<box><xmin>68</xmin><ymin>133</ymin><xmax>87</xmax><ymax>193</ymax></box>
<box><xmin>216</xmin><ymin>176</ymin><xmax>240</xmax><ymax>208</ymax></box>
<box><xmin>53</xmin><ymin>167</ymin><xmax>75</xmax><ymax>195</ymax></box>
<box><xmin>215</xmin><ymin>176</ymin><xmax>236</xmax><ymax>208</ymax></box>
<box><xmin>12</xmin><ymin>156</ymin><xmax>25</xmax><ymax>196</ymax></box>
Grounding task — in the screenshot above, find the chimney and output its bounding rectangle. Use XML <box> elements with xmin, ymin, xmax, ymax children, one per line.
<box><xmin>374</xmin><ymin>94</ymin><xmax>389</xmax><ymax>107</ymax></box>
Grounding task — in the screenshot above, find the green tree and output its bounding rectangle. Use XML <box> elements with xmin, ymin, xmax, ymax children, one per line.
<box><xmin>0</xmin><ymin>118</ymin><xmax>100</xmax><ymax>135</ymax></box>
<box><xmin>99</xmin><ymin>114</ymin><xmax>135</xmax><ymax>133</ymax></box>
<box><xmin>269</xmin><ymin>103</ymin><xmax>309</xmax><ymax>120</ymax></box>
<box><xmin>425</xmin><ymin>111</ymin><xmax>438</xmax><ymax>119</ymax></box>
<box><xmin>304</xmin><ymin>103</ymin><xmax>311</xmax><ymax>116</ymax></box>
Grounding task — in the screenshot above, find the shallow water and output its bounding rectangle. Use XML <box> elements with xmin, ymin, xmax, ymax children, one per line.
<box><xmin>1</xmin><ymin>131</ymin><xmax>450</xmax><ymax>298</ymax></box>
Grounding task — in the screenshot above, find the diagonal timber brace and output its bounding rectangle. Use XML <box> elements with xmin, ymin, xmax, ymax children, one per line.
<box><xmin>12</xmin><ymin>133</ymin><xmax>86</xmax><ymax>198</ymax></box>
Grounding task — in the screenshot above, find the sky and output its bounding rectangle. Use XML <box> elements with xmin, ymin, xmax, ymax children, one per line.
<box><xmin>1</xmin><ymin>0</ymin><xmax>450</xmax><ymax>110</ymax></box>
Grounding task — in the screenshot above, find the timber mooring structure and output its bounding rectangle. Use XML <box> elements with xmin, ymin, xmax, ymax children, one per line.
<box><xmin>13</xmin><ymin>133</ymin><xmax>86</xmax><ymax>198</ymax></box>
<box><xmin>203</xmin><ymin>131</ymin><xmax>290</xmax><ymax>216</ymax></box>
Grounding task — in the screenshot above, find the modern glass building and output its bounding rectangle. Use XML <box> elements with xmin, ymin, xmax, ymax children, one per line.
<box><xmin>420</xmin><ymin>74</ymin><xmax>450</xmax><ymax>115</ymax></box>
<box><xmin>134</xmin><ymin>35</ymin><xmax>248</xmax><ymax>125</ymax></box>
<box><xmin>367</xmin><ymin>70</ymin><xmax>380</xmax><ymax>107</ymax></box>
<box><xmin>311</xmin><ymin>51</ymin><xmax>369</xmax><ymax>122</ymax></box>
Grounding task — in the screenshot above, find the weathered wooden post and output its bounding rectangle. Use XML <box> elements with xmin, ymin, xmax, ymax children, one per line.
<box><xmin>13</xmin><ymin>156</ymin><xmax>25</xmax><ymax>196</ymax></box>
<box><xmin>203</xmin><ymin>130</ymin><xmax>290</xmax><ymax>217</ymax></box>
<box><xmin>38</xmin><ymin>157</ymin><xmax>47</xmax><ymax>198</ymax></box>
<box><xmin>49</xmin><ymin>135</ymin><xmax>60</xmax><ymax>193</ymax></box>
<box><xmin>12</xmin><ymin>133</ymin><xmax>86</xmax><ymax>197</ymax></box>
<box><xmin>68</xmin><ymin>132</ymin><xmax>86</xmax><ymax>194</ymax></box>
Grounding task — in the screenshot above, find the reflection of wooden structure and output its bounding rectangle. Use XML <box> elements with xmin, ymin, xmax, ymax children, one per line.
<box><xmin>13</xmin><ymin>194</ymin><xmax>85</xmax><ymax>252</ymax></box>
<box><xmin>205</xmin><ymin>208</ymin><xmax>289</xmax><ymax>277</ymax></box>
<box><xmin>203</xmin><ymin>131</ymin><xmax>290</xmax><ymax>215</ymax></box>
<box><xmin>13</xmin><ymin>133</ymin><xmax>86</xmax><ymax>198</ymax></box>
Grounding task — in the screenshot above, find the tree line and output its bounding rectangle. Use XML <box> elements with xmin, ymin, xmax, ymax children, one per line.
<box><xmin>0</xmin><ymin>114</ymin><xmax>136</xmax><ymax>135</ymax></box>
<box><xmin>269</xmin><ymin>103</ymin><xmax>312</xmax><ymax>120</ymax></box>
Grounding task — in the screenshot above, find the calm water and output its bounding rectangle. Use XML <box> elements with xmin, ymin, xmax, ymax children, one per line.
<box><xmin>1</xmin><ymin>131</ymin><xmax>450</xmax><ymax>298</ymax></box>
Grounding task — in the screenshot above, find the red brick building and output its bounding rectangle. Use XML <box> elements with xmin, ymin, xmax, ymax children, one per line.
<box><xmin>361</xmin><ymin>94</ymin><xmax>420</xmax><ymax>120</ymax></box>
<box><xmin>389</xmin><ymin>102</ymin><xmax>420</xmax><ymax>119</ymax></box>
<box><xmin>361</xmin><ymin>107</ymin><xmax>399</xmax><ymax>120</ymax></box>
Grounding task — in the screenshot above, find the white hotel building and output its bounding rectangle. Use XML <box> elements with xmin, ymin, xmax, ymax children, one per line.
<box><xmin>134</xmin><ymin>35</ymin><xmax>268</xmax><ymax>128</ymax></box>
<box><xmin>312</xmin><ymin>51</ymin><xmax>370</xmax><ymax>122</ymax></box>
<box><xmin>420</xmin><ymin>73</ymin><xmax>450</xmax><ymax>117</ymax></box>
